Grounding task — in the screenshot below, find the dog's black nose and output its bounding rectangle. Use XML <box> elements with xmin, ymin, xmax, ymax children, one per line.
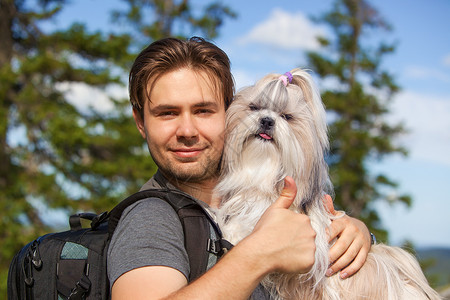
<box><xmin>260</xmin><ymin>117</ymin><xmax>275</xmax><ymax>130</ymax></box>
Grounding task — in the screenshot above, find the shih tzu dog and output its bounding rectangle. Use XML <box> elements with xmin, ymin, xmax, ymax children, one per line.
<box><xmin>214</xmin><ymin>69</ymin><xmax>440</xmax><ymax>299</ymax></box>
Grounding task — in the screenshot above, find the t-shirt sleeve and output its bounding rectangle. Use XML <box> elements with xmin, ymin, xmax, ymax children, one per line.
<box><xmin>107</xmin><ymin>197</ymin><xmax>190</xmax><ymax>289</ymax></box>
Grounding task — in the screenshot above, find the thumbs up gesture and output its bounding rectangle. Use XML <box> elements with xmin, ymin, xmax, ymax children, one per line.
<box><xmin>249</xmin><ymin>176</ymin><xmax>317</xmax><ymax>274</ymax></box>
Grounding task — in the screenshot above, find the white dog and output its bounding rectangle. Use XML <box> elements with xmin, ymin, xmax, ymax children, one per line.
<box><xmin>214</xmin><ymin>69</ymin><xmax>440</xmax><ymax>299</ymax></box>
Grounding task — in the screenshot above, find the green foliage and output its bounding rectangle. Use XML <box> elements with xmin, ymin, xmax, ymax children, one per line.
<box><xmin>112</xmin><ymin>0</ymin><xmax>236</xmax><ymax>43</ymax></box>
<box><xmin>306</xmin><ymin>0</ymin><xmax>410</xmax><ymax>239</ymax></box>
<box><xmin>0</xmin><ymin>0</ymin><xmax>234</xmax><ymax>296</ymax></box>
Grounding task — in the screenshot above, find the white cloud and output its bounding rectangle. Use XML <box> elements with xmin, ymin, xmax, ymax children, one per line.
<box><xmin>404</xmin><ymin>65</ymin><xmax>450</xmax><ymax>83</ymax></box>
<box><xmin>232</xmin><ymin>68</ymin><xmax>277</xmax><ymax>90</ymax></box>
<box><xmin>389</xmin><ymin>90</ymin><xmax>450</xmax><ymax>166</ymax></box>
<box><xmin>443</xmin><ymin>53</ymin><xmax>450</xmax><ymax>67</ymax></box>
<box><xmin>56</xmin><ymin>82</ymin><xmax>128</xmax><ymax>113</ymax></box>
<box><xmin>232</xmin><ymin>69</ymin><xmax>256</xmax><ymax>90</ymax></box>
<box><xmin>238</xmin><ymin>8</ymin><xmax>326</xmax><ymax>50</ymax></box>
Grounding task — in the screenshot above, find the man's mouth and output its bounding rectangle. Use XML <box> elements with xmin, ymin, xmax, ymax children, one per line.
<box><xmin>171</xmin><ymin>147</ymin><xmax>204</xmax><ymax>158</ymax></box>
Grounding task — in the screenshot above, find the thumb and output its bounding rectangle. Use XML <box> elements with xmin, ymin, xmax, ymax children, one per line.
<box><xmin>323</xmin><ymin>194</ymin><xmax>336</xmax><ymax>215</ymax></box>
<box><xmin>272</xmin><ymin>176</ymin><xmax>297</xmax><ymax>209</ymax></box>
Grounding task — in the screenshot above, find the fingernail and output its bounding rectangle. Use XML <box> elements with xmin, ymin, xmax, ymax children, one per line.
<box><xmin>340</xmin><ymin>272</ymin><xmax>348</xmax><ymax>279</ymax></box>
<box><xmin>326</xmin><ymin>268</ymin><xmax>334</xmax><ymax>277</ymax></box>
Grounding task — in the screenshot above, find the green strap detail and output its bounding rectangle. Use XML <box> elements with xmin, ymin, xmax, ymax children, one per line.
<box><xmin>61</xmin><ymin>242</ymin><xmax>88</xmax><ymax>260</ymax></box>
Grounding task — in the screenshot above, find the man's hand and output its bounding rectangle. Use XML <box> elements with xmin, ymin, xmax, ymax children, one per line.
<box><xmin>323</xmin><ymin>195</ymin><xmax>371</xmax><ymax>279</ymax></box>
<box><xmin>250</xmin><ymin>176</ymin><xmax>316</xmax><ymax>274</ymax></box>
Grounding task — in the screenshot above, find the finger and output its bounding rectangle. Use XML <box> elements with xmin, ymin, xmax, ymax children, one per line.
<box><xmin>271</xmin><ymin>176</ymin><xmax>297</xmax><ymax>209</ymax></box>
<box><xmin>328</xmin><ymin>230</ymin><xmax>352</xmax><ymax>264</ymax></box>
<box><xmin>322</xmin><ymin>194</ymin><xmax>336</xmax><ymax>215</ymax></box>
<box><xmin>327</xmin><ymin>217</ymin><xmax>347</xmax><ymax>243</ymax></box>
<box><xmin>339</xmin><ymin>247</ymin><xmax>369</xmax><ymax>278</ymax></box>
<box><xmin>327</xmin><ymin>240</ymin><xmax>360</xmax><ymax>277</ymax></box>
<box><xmin>328</xmin><ymin>219</ymin><xmax>357</xmax><ymax>265</ymax></box>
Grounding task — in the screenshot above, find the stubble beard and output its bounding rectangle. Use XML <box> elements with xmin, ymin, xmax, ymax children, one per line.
<box><xmin>151</xmin><ymin>150</ymin><xmax>222</xmax><ymax>184</ymax></box>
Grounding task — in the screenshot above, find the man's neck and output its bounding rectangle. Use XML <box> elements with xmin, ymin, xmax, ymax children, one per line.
<box><xmin>164</xmin><ymin>175</ymin><xmax>221</xmax><ymax>208</ymax></box>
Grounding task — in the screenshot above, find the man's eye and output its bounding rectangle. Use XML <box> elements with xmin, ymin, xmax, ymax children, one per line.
<box><xmin>196</xmin><ymin>109</ymin><xmax>213</xmax><ymax>114</ymax></box>
<box><xmin>158</xmin><ymin>111</ymin><xmax>176</xmax><ymax>117</ymax></box>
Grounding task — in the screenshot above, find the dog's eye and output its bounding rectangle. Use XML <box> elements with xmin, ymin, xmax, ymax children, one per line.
<box><xmin>249</xmin><ymin>104</ymin><xmax>260</xmax><ymax>111</ymax></box>
<box><xmin>281</xmin><ymin>113</ymin><xmax>293</xmax><ymax>121</ymax></box>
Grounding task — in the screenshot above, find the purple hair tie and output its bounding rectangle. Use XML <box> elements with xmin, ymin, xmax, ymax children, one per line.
<box><xmin>284</xmin><ymin>72</ymin><xmax>293</xmax><ymax>83</ymax></box>
<box><xmin>279</xmin><ymin>71</ymin><xmax>293</xmax><ymax>86</ymax></box>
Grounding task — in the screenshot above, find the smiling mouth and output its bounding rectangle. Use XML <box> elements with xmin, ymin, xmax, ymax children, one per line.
<box><xmin>171</xmin><ymin>148</ymin><xmax>204</xmax><ymax>158</ymax></box>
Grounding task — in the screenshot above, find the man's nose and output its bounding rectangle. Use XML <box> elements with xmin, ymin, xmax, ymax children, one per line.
<box><xmin>176</xmin><ymin>113</ymin><xmax>199</xmax><ymax>138</ymax></box>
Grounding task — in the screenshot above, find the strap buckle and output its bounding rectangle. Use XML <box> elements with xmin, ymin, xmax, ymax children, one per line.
<box><xmin>67</xmin><ymin>274</ymin><xmax>91</xmax><ymax>300</ymax></box>
<box><xmin>207</xmin><ymin>238</ymin><xmax>234</xmax><ymax>256</ymax></box>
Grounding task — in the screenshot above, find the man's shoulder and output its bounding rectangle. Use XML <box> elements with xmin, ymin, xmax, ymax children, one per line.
<box><xmin>109</xmin><ymin>196</ymin><xmax>184</xmax><ymax>255</ymax></box>
<box><xmin>121</xmin><ymin>196</ymin><xmax>178</xmax><ymax>222</ymax></box>
<box><xmin>107</xmin><ymin>192</ymin><xmax>189</xmax><ymax>288</ymax></box>
<box><xmin>121</xmin><ymin>170</ymin><xmax>183</xmax><ymax>219</ymax></box>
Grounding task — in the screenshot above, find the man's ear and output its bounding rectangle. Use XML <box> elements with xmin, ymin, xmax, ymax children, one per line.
<box><xmin>132</xmin><ymin>108</ymin><xmax>147</xmax><ymax>139</ymax></box>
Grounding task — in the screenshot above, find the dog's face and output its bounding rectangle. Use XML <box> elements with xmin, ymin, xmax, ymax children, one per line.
<box><xmin>221</xmin><ymin>70</ymin><xmax>330</xmax><ymax>210</ymax></box>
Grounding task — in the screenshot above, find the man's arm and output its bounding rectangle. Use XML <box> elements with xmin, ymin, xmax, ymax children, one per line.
<box><xmin>111</xmin><ymin>266</ymin><xmax>187</xmax><ymax>299</ymax></box>
<box><xmin>111</xmin><ymin>177</ymin><xmax>317</xmax><ymax>299</ymax></box>
<box><xmin>110</xmin><ymin>234</ymin><xmax>283</xmax><ymax>300</ymax></box>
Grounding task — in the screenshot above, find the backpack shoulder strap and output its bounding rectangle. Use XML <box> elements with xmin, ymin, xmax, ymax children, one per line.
<box><xmin>107</xmin><ymin>188</ymin><xmax>228</xmax><ymax>281</ymax></box>
<box><xmin>108</xmin><ymin>188</ymin><xmax>221</xmax><ymax>236</ymax></box>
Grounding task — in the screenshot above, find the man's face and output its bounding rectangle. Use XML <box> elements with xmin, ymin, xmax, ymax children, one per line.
<box><xmin>133</xmin><ymin>68</ymin><xmax>226</xmax><ymax>184</ymax></box>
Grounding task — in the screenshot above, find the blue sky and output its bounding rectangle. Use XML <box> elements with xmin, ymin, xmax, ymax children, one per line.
<box><xmin>48</xmin><ymin>0</ymin><xmax>450</xmax><ymax>248</ymax></box>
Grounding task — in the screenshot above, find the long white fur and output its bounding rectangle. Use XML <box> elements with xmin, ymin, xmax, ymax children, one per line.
<box><xmin>214</xmin><ymin>68</ymin><xmax>441</xmax><ymax>299</ymax></box>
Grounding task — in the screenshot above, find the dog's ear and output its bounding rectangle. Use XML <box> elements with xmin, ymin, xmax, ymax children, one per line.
<box><xmin>290</xmin><ymin>69</ymin><xmax>329</xmax><ymax>150</ymax></box>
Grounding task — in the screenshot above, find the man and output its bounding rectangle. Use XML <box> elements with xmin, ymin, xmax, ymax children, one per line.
<box><xmin>108</xmin><ymin>37</ymin><xmax>371</xmax><ymax>299</ymax></box>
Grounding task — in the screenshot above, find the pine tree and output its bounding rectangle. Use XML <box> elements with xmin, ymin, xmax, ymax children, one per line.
<box><xmin>0</xmin><ymin>0</ymin><xmax>235</xmax><ymax>295</ymax></box>
<box><xmin>306</xmin><ymin>0</ymin><xmax>411</xmax><ymax>241</ymax></box>
<box><xmin>112</xmin><ymin>0</ymin><xmax>236</xmax><ymax>41</ymax></box>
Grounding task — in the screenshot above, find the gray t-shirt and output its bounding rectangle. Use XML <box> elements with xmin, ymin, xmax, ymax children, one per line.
<box><xmin>107</xmin><ymin>171</ymin><xmax>273</xmax><ymax>299</ymax></box>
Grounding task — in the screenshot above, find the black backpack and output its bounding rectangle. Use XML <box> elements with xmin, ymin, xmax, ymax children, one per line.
<box><xmin>7</xmin><ymin>188</ymin><xmax>232</xmax><ymax>300</ymax></box>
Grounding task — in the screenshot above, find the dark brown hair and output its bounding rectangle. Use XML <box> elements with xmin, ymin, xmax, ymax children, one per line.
<box><xmin>129</xmin><ymin>37</ymin><xmax>234</xmax><ymax>114</ymax></box>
